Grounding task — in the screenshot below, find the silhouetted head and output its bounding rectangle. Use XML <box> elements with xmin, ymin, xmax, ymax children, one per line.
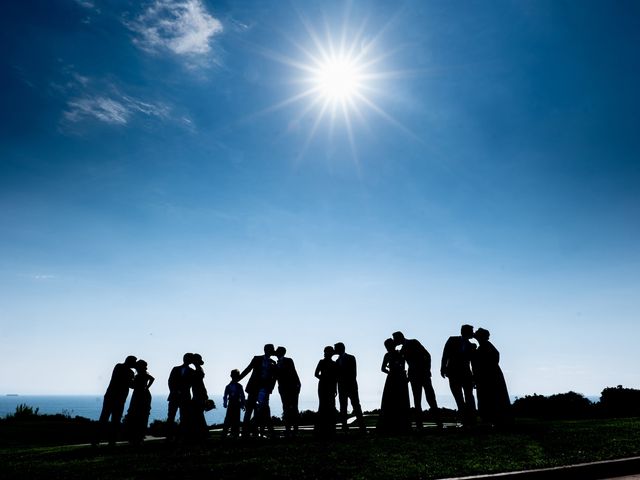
<box><xmin>135</xmin><ymin>359</ymin><xmax>147</xmax><ymax>372</ymax></box>
<box><xmin>334</xmin><ymin>342</ymin><xmax>346</xmax><ymax>355</ymax></box>
<box><xmin>183</xmin><ymin>353</ymin><xmax>194</xmax><ymax>365</ymax></box>
<box><xmin>474</xmin><ymin>328</ymin><xmax>490</xmax><ymax>343</ymax></box>
<box><xmin>124</xmin><ymin>356</ymin><xmax>137</xmax><ymax>368</ymax></box>
<box><xmin>192</xmin><ymin>353</ymin><xmax>204</xmax><ymax>366</ymax></box>
<box><xmin>461</xmin><ymin>324</ymin><xmax>474</xmax><ymax>339</ymax></box>
<box><xmin>275</xmin><ymin>346</ymin><xmax>286</xmax><ymax>358</ymax></box>
<box><xmin>384</xmin><ymin>338</ymin><xmax>395</xmax><ymax>352</ymax></box>
<box><xmin>230</xmin><ymin>369</ymin><xmax>240</xmax><ymax>381</ymax></box>
<box><xmin>323</xmin><ymin>346</ymin><xmax>335</xmax><ymax>358</ymax></box>
<box><xmin>392</xmin><ymin>331</ymin><xmax>405</xmax><ymax>346</ymax></box>
<box><xmin>264</xmin><ymin>344</ymin><xmax>275</xmax><ymax>356</ymax></box>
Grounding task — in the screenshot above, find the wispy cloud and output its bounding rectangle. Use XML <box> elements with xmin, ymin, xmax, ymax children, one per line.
<box><xmin>128</xmin><ymin>0</ymin><xmax>223</xmax><ymax>58</ymax></box>
<box><xmin>74</xmin><ymin>0</ymin><xmax>95</xmax><ymax>9</ymax></box>
<box><xmin>58</xmin><ymin>73</ymin><xmax>170</xmax><ymax>128</ymax></box>
<box><xmin>64</xmin><ymin>92</ymin><xmax>169</xmax><ymax>126</ymax></box>
<box><xmin>65</xmin><ymin>97</ymin><xmax>129</xmax><ymax>125</ymax></box>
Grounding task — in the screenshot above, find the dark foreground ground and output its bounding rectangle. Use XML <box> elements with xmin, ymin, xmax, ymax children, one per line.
<box><xmin>2</xmin><ymin>418</ymin><xmax>640</xmax><ymax>480</ymax></box>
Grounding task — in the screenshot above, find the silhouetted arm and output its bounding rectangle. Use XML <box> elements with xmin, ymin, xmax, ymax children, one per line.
<box><xmin>147</xmin><ymin>374</ymin><xmax>155</xmax><ymax>389</ymax></box>
<box><xmin>314</xmin><ymin>360</ymin><xmax>322</xmax><ymax>380</ymax></box>
<box><xmin>291</xmin><ymin>359</ymin><xmax>301</xmax><ymax>391</ymax></box>
<box><xmin>223</xmin><ymin>385</ymin><xmax>229</xmax><ymax>408</ymax></box>
<box><xmin>238</xmin><ymin>358</ymin><xmax>254</xmax><ymax>381</ymax></box>
<box><xmin>441</xmin><ymin>338</ymin><xmax>451</xmax><ymax>378</ymax></box>
<box><xmin>381</xmin><ymin>352</ymin><xmax>390</xmax><ymax>374</ymax></box>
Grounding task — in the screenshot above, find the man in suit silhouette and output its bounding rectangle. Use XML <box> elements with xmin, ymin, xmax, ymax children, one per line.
<box><xmin>95</xmin><ymin>355</ymin><xmax>137</xmax><ymax>446</ymax></box>
<box><xmin>275</xmin><ymin>346</ymin><xmax>301</xmax><ymax>436</ymax></box>
<box><xmin>239</xmin><ymin>344</ymin><xmax>277</xmax><ymax>436</ymax></box>
<box><xmin>334</xmin><ymin>342</ymin><xmax>366</xmax><ymax>432</ymax></box>
<box><xmin>167</xmin><ymin>353</ymin><xmax>195</xmax><ymax>440</ymax></box>
<box><xmin>441</xmin><ymin>324</ymin><xmax>477</xmax><ymax>425</ymax></box>
<box><xmin>392</xmin><ymin>331</ymin><xmax>440</xmax><ymax>429</ymax></box>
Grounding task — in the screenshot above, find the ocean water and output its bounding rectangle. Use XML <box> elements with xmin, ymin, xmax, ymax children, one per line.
<box><xmin>0</xmin><ymin>395</ymin><xmax>325</xmax><ymax>424</ymax></box>
<box><xmin>0</xmin><ymin>395</ymin><xmax>260</xmax><ymax>424</ymax></box>
<box><xmin>0</xmin><ymin>394</ymin><xmax>599</xmax><ymax>424</ymax></box>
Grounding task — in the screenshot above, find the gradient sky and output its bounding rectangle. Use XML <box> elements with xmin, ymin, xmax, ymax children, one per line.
<box><xmin>1</xmin><ymin>0</ymin><xmax>639</xmax><ymax>405</ymax></box>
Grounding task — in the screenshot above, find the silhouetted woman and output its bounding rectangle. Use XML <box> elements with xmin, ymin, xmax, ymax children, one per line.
<box><xmin>472</xmin><ymin>328</ymin><xmax>511</xmax><ymax>426</ymax></box>
<box><xmin>377</xmin><ymin>338</ymin><xmax>411</xmax><ymax>433</ymax></box>
<box><xmin>127</xmin><ymin>359</ymin><xmax>154</xmax><ymax>445</ymax></box>
<box><xmin>314</xmin><ymin>345</ymin><xmax>338</xmax><ymax>437</ymax></box>
<box><xmin>190</xmin><ymin>353</ymin><xmax>213</xmax><ymax>441</ymax></box>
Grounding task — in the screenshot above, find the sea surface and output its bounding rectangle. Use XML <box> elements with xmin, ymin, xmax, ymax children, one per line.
<box><xmin>0</xmin><ymin>395</ymin><xmax>278</xmax><ymax>425</ymax></box>
<box><xmin>1</xmin><ymin>394</ymin><xmax>584</xmax><ymax>424</ymax></box>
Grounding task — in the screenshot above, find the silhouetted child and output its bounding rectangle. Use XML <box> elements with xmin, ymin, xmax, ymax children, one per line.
<box><xmin>223</xmin><ymin>369</ymin><xmax>246</xmax><ymax>438</ymax></box>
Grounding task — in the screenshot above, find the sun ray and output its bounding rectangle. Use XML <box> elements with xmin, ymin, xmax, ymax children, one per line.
<box><xmin>249</xmin><ymin>6</ymin><xmax>419</xmax><ymax>163</ymax></box>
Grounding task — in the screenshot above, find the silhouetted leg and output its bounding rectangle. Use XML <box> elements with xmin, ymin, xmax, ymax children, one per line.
<box><xmin>410</xmin><ymin>380</ymin><xmax>424</xmax><ymax>429</ymax></box>
<box><xmin>166</xmin><ymin>400</ymin><xmax>178</xmax><ymax>440</ymax></box>
<box><xmin>108</xmin><ymin>401</ymin><xmax>125</xmax><ymax>446</ymax></box>
<box><xmin>462</xmin><ymin>379</ymin><xmax>476</xmax><ymax>425</ymax></box>
<box><xmin>243</xmin><ymin>393</ymin><xmax>258</xmax><ymax>436</ymax></box>
<box><xmin>349</xmin><ymin>388</ymin><xmax>366</xmax><ymax>431</ymax></box>
<box><xmin>338</xmin><ymin>387</ymin><xmax>349</xmax><ymax>431</ymax></box>
<box><xmin>94</xmin><ymin>399</ymin><xmax>112</xmax><ymax>445</ymax></box>
<box><xmin>291</xmin><ymin>392</ymin><xmax>300</xmax><ymax>433</ymax></box>
<box><xmin>423</xmin><ymin>377</ymin><xmax>441</xmax><ymax>426</ymax></box>
<box><xmin>449</xmin><ymin>377</ymin><xmax>466</xmax><ymax>423</ymax></box>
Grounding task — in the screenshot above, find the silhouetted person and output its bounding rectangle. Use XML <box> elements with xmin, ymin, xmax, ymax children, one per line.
<box><xmin>378</xmin><ymin>338</ymin><xmax>410</xmax><ymax>434</ymax></box>
<box><xmin>223</xmin><ymin>369</ymin><xmax>246</xmax><ymax>438</ymax></box>
<box><xmin>190</xmin><ymin>353</ymin><xmax>213</xmax><ymax>441</ymax></box>
<box><xmin>167</xmin><ymin>353</ymin><xmax>195</xmax><ymax>441</ymax></box>
<box><xmin>392</xmin><ymin>331</ymin><xmax>440</xmax><ymax>429</ymax></box>
<box><xmin>238</xmin><ymin>344</ymin><xmax>277</xmax><ymax>437</ymax></box>
<box><xmin>126</xmin><ymin>359</ymin><xmax>154</xmax><ymax>445</ymax></box>
<box><xmin>275</xmin><ymin>346</ymin><xmax>301</xmax><ymax>436</ymax></box>
<box><xmin>314</xmin><ymin>345</ymin><xmax>338</xmax><ymax>437</ymax></box>
<box><xmin>95</xmin><ymin>355</ymin><xmax>136</xmax><ymax>446</ymax></box>
<box><xmin>334</xmin><ymin>342</ymin><xmax>366</xmax><ymax>432</ymax></box>
<box><xmin>441</xmin><ymin>324</ymin><xmax>477</xmax><ymax>425</ymax></box>
<box><xmin>473</xmin><ymin>328</ymin><xmax>511</xmax><ymax>426</ymax></box>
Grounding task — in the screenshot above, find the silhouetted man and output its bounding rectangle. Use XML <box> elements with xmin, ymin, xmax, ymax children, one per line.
<box><xmin>167</xmin><ymin>353</ymin><xmax>195</xmax><ymax>440</ymax></box>
<box><xmin>95</xmin><ymin>355</ymin><xmax>136</xmax><ymax>446</ymax></box>
<box><xmin>275</xmin><ymin>346</ymin><xmax>301</xmax><ymax>436</ymax></box>
<box><xmin>334</xmin><ymin>342</ymin><xmax>366</xmax><ymax>432</ymax></box>
<box><xmin>392</xmin><ymin>331</ymin><xmax>440</xmax><ymax>429</ymax></box>
<box><xmin>239</xmin><ymin>344</ymin><xmax>277</xmax><ymax>436</ymax></box>
<box><xmin>441</xmin><ymin>324</ymin><xmax>477</xmax><ymax>425</ymax></box>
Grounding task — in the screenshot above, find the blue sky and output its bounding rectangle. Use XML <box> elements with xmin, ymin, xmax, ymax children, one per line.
<box><xmin>1</xmin><ymin>0</ymin><xmax>639</xmax><ymax>405</ymax></box>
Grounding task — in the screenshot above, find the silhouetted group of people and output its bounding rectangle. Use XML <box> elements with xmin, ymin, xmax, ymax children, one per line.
<box><xmin>96</xmin><ymin>326</ymin><xmax>510</xmax><ymax>445</ymax></box>
<box><xmin>377</xmin><ymin>326</ymin><xmax>511</xmax><ymax>433</ymax></box>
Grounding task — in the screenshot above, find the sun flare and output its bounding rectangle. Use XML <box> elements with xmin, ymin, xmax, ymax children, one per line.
<box><xmin>313</xmin><ymin>56</ymin><xmax>363</xmax><ymax>103</ymax></box>
<box><xmin>255</xmin><ymin>10</ymin><xmax>412</xmax><ymax>161</ymax></box>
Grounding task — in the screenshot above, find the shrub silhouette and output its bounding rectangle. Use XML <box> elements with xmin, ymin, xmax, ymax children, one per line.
<box><xmin>599</xmin><ymin>385</ymin><xmax>640</xmax><ymax>417</ymax></box>
<box><xmin>512</xmin><ymin>392</ymin><xmax>593</xmax><ymax>419</ymax></box>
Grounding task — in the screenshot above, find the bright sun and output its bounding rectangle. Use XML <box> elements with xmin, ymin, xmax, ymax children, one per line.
<box><xmin>256</xmin><ymin>10</ymin><xmax>408</xmax><ymax>160</ymax></box>
<box><xmin>313</xmin><ymin>56</ymin><xmax>363</xmax><ymax>103</ymax></box>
